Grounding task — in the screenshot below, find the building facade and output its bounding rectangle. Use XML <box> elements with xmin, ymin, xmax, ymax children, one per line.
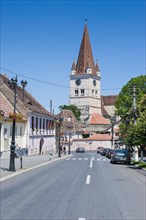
<box><xmin>0</xmin><ymin>74</ymin><xmax>56</xmax><ymax>157</ymax></box>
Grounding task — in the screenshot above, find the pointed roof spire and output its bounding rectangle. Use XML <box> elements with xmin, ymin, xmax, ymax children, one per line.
<box><xmin>71</xmin><ymin>58</ymin><xmax>76</xmax><ymax>70</ymax></box>
<box><xmin>76</xmin><ymin>24</ymin><xmax>96</xmax><ymax>75</ymax></box>
<box><xmin>95</xmin><ymin>59</ymin><xmax>100</xmax><ymax>72</ymax></box>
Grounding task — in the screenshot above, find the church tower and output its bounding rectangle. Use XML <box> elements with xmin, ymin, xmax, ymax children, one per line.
<box><xmin>69</xmin><ymin>24</ymin><xmax>101</xmax><ymax>121</ymax></box>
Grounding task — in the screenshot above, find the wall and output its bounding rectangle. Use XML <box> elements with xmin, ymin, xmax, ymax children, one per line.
<box><xmin>28</xmin><ymin>135</ymin><xmax>55</xmax><ymax>156</ymax></box>
<box><xmin>72</xmin><ymin>140</ymin><xmax>111</xmax><ymax>151</ymax></box>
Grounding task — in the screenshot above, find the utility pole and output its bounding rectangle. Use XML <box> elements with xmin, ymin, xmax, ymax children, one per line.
<box><xmin>132</xmin><ymin>85</ymin><xmax>138</xmax><ymax>161</ymax></box>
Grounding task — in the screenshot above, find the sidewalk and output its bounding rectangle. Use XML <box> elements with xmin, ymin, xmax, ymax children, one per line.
<box><xmin>0</xmin><ymin>153</ymin><xmax>70</xmax><ymax>182</ymax></box>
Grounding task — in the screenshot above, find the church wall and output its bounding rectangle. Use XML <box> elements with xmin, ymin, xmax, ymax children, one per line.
<box><xmin>104</xmin><ymin>105</ymin><xmax>115</xmax><ymax>116</ymax></box>
<box><xmin>69</xmin><ymin>76</ymin><xmax>101</xmax><ymax>116</ymax></box>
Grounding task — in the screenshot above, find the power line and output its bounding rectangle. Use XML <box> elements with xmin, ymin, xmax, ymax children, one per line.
<box><xmin>1</xmin><ymin>66</ymin><xmax>145</xmax><ymax>92</ymax></box>
<box><xmin>0</xmin><ymin>66</ymin><xmax>121</xmax><ymax>91</ymax></box>
<box><xmin>0</xmin><ymin>67</ymin><xmax>69</xmax><ymax>88</ymax></box>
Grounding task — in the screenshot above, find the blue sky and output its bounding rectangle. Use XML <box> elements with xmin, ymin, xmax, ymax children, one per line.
<box><xmin>1</xmin><ymin>0</ymin><xmax>145</xmax><ymax>113</ymax></box>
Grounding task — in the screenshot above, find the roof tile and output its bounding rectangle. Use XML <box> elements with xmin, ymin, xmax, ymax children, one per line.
<box><xmin>90</xmin><ymin>113</ymin><xmax>110</xmax><ymax>125</ymax></box>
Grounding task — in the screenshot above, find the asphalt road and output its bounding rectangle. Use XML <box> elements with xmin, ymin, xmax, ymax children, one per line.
<box><xmin>0</xmin><ymin>152</ymin><xmax>146</xmax><ymax>220</ymax></box>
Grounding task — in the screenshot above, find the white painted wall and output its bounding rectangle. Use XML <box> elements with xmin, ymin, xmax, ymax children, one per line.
<box><xmin>69</xmin><ymin>75</ymin><xmax>101</xmax><ymax>119</ymax></box>
<box><xmin>28</xmin><ymin>135</ymin><xmax>55</xmax><ymax>156</ymax></box>
<box><xmin>72</xmin><ymin>140</ymin><xmax>111</xmax><ymax>151</ymax></box>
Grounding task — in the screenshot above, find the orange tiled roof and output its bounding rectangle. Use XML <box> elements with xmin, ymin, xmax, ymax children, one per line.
<box><xmin>90</xmin><ymin>113</ymin><xmax>110</xmax><ymax>125</ymax></box>
<box><xmin>88</xmin><ymin>133</ymin><xmax>111</xmax><ymax>141</ymax></box>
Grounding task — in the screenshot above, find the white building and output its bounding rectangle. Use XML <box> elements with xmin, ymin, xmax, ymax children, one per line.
<box><xmin>0</xmin><ymin>74</ymin><xmax>56</xmax><ymax>157</ymax></box>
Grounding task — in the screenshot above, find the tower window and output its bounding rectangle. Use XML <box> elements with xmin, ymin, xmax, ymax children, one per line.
<box><xmin>81</xmin><ymin>89</ymin><xmax>84</xmax><ymax>96</ymax></box>
<box><xmin>75</xmin><ymin>89</ymin><xmax>78</xmax><ymax>96</ymax></box>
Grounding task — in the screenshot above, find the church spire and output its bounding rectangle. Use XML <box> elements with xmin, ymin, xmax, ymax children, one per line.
<box><xmin>76</xmin><ymin>24</ymin><xmax>96</xmax><ymax>75</ymax></box>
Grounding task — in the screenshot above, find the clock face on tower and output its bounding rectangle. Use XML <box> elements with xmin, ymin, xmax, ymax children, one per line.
<box><xmin>75</xmin><ymin>78</ymin><xmax>81</xmax><ymax>86</ymax></box>
<box><xmin>93</xmin><ymin>79</ymin><xmax>96</xmax><ymax>86</ymax></box>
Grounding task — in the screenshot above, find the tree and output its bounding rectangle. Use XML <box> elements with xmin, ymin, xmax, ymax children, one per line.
<box><xmin>134</xmin><ymin>95</ymin><xmax>146</xmax><ymax>160</ymax></box>
<box><xmin>115</xmin><ymin>75</ymin><xmax>146</xmax><ymax>155</ymax></box>
<box><xmin>59</xmin><ymin>104</ymin><xmax>81</xmax><ymax>121</ymax></box>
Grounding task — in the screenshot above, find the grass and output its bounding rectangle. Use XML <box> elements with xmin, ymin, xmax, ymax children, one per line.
<box><xmin>131</xmin><ymin>161</ymin><xmax>146</xmax><ymax>169</ymax></box>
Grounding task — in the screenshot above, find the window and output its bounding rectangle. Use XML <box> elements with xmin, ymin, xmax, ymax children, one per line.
<box><xmin>20</xmin><ymin>126</ymin><xmax>23</xmax><ymax>137</ymax></box>
<box><xmin>81</xmin><ymin>89</ymin><xmax>84</xmax><ymax>96</ymax></box>
<box><xmin>46</xmin><ymin>119</ymin><xmax>49</xmax><ymax>130</ymax></box>
<box><xmin>10</xmin><ymin>126</ymin><xmax>12</xmax><ymax>136</ymax></box>
<box><xmin>75</xmin><ymin>89</ymin><xmax>78</xmax><ymax>96</ymax></box>
<box><xmin>43</xmin><ymin>119</ymin><xmax>45</xmax><ymax>130</ymax></box>
<box><xmin>4</xmin><ymin>128</ymin><xmax>8</xmax><ymax>139</ymax></box>
<box><xmin>36</xmin><ymin>117</ymin><xmax>38</xmax><ymax>130</ymax></box>
<box><xmin>31</xmin><ymin>116</ymin><xmax>34</xmax><ymax>130</ymax></box>
<box><xmin>39</xmin><ymin>118</ymin><xmax>42</xmax><ymax>130</ymax></box>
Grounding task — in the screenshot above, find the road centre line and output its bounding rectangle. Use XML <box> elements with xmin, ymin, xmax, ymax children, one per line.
<box><xmin>86</xmin><ymin>175</ymin><xmax>91</xmax><ymax>184</ymax></box>
<box><xmin>78</xmin><ymin>218</ymin><xmax>85</xmax><ymax>220</ymax></box>
<box><xmin>89</xmin><ymin>158</ymin><xmax>93</xmax><ymax>168</ymax></box>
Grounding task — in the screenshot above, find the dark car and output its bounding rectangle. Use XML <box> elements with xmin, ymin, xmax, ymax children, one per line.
<box><xmin>76</xmin><ymin>147</ymin><xmax>85</xmax><ymax>153</ymax></box>
<box><xmin>97</xmin><ymin>147</ymin><xmax>104</xmax><ymax>154</ymax></box>
<box><xmin>110</xmin><ymin>149</ymin><xmax>131</xmax><ymax>165</ymax></box>
<box><xmin>100</xmin><ymin>148</ymin><xmax>108</xmax><ymax>156</ymax></box>
<box><xmin>106</xmin><ymin>149</ymin><xmax>115</xmax><ymax>159</ymax></box>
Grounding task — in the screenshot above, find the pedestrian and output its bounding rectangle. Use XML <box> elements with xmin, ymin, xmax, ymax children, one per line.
<box><xmin>63</xmin><ymin>146</ymin><xmax>66</xmax><ymax>155</ymax></box>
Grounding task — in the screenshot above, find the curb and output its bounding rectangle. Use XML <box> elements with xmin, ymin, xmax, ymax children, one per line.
<box><xmin>0</xmin><ymin>154</ymin><xmax>72</xmax><ymax>182</ymax></box>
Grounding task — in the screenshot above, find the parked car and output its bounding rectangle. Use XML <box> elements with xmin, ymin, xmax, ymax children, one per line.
<box><xmin>76</xmin><ymin>147</ymin><xmax>85</xmax><ymax>153</ymax></box>
<box><xmin>106</xmin><ymin>149</ymin><xmax>115</xmax><ymax>159</ymax></box>
<box><xmin>100</xmin><ymin>148</ymin><xmax>108</xmax><ymax>156</ymax></box>
<box><xmin>97</xmin><ymin>147</ymin><xmax>103</xmax><ymax>154</ymax></box>
<box><xmin>110</xmin><ymin>149</ymin><xmax>131</xmax><ymax>165</ymax></box>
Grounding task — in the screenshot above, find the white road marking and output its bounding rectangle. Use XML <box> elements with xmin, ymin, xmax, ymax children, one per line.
<box><xmin>78</xmin><ymin>218</ymin><xmax>86</xmax><ymax>220</ymax></box>
<box><xmin>72</xmin><ymin>158</ymin><xmax>77</xmax><ymax>160</ymax></box>
<box><xmin>66</xmin><ymin>158</ymin><xmax>71</xmax><ymax>160</ymax></box>
<box><xmin>90</xmin><ymin>158</ymin><xmax>93</xmax><ymax>168</ymax></box>
<box><xmin>103</xmin><ymin>158</ymin><xmax>107</xmax><ymax>161</ymax></box>
<box><xmin>78</xmin><ymin>158</ymin><xmax>82</xmax><ymax>160</ymax></box>
<box><xmin>84</xmin><ymin>158</ymin><xmax>88</xmax><ymax>160</ymax></box>
<box><xmin>86</xmin><ymin>175</ymin><xmax>91</xmax><ymax>184</ymax></box>
<box><xmin>97</xmin><ymin>158</ymin><xmax>100</xmax><ymax>161</ymax></box>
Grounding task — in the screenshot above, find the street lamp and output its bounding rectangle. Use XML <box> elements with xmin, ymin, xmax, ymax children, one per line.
<box><xmin>67</xmin><ymin>117</ymin><xmax>73</xmax><ymax>155</ymax></box>
<box><xmin>21</xmin><ymin>80</ymin><xmax>27</xmax><ymax>101</ymax></box>
<box><xmin>8</xmin><ymin>76</ymin><xmax>27</xmax><ymax>172</ymax></box>
<box><xmin>110</xmin><ymin>116</ymin><xmax>116</xmax><ymax>149</ymax></box>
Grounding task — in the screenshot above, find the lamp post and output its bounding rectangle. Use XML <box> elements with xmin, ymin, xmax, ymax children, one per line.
<box><xmin>21</xmin><ymin>80</ymin><xmax>27</xmax><ymax>101</ymax></box>
<box><xmin>67</xmin><ymin>117</ymin><xmax>73</xmax><ymax>155</ymax></box>
<box><xmin>8</xmin><ymin>76</ymin><xmax>27</xmax><ymax>172</ymax></box>
<box><xmin>110</xmin><ymin>116</ymin><xmax>116</xmax><ymax>149</ymax></box>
